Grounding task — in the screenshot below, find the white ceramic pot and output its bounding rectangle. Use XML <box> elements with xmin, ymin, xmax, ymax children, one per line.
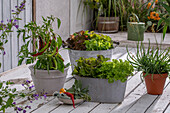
<box><xmin>29</xmin><ymin>66</ymin><xmax>69</xmax><ymax>95</ymax></box>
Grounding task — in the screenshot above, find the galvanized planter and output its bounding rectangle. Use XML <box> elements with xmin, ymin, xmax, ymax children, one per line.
<box><xmin>75</xmin><ymin>75</ymin><xmax>127</xmax><ymax>103</ymax></box>
<box><xmin>68</xmin><ymin>49</ymin><xmax>113</xmax><ymax>71</ymax></box>
<box><xmin>29</xmin><ymin>66</ymin><xmax>69</xmax><ymax>95</ymax></box>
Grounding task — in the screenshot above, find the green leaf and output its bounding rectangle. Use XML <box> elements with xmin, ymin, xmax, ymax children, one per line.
<box><xmin>0</xmin><ymin>97</ymin><xmax>2</xmax><ymax>105</ymax></box>
<box><xmin>6</xmin><ymin>98</ymin><xmax>13</xmax><ymax>106</ymax></box>
<box><xmin>12</xmin><ymin>88</ymin><xmax>16</xmax><ymax>93</ymax></box>
<box><xmin>163</xmin><ymin>25</ymin><xmax>167</xmax><ymax>40</ymax></box>
<box><xmin>157</xmin><ymin>18</ymin><xmax>163</xmax><ymax>29</ymax></box>
<box><xmin>0</xmin><ymin>82</ymin><xmax>3</xmax><ymax>89</ymax></box>
<box><xmin>15</xmin><ymin>18</ymin><xmax>22</xmax><ymax>20</ymax></box>
<box><xmin>18</xmin><ymin>58</ymin><xmax>24</xmax><ymax>66</ymax></box>
<box><xmin>57</xmin><ymin>35</ymin><xmax>62</xmax><ymax>49</ymax></box>
<box><xmin>57</xmin><ymin>18</ymin><xmax>61</xmax><ymax>29</ymax></box>
<box><xmin>161</xmin><ymin>3</ymin><xmax>170</xmax><ymax>14</ymax></box>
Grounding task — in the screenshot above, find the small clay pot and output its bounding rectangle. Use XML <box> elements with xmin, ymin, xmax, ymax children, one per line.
<box><xmin>143</xmin><ymin>73</ymin><xmax>168</xmax><ymax>95</ymax></box>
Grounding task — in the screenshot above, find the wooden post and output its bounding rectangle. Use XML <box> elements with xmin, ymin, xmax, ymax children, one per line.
<box><xmin>32</xmin><ymin>0</ymin><xmax>36</xmax><ymax>51</ymax></box>
<box><xmin>32</xmin><ymin>0</ymin><xmax>36</xmax><ymax>22</ymax></box>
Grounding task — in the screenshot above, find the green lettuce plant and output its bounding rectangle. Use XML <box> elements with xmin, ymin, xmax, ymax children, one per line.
<box><xmin>72</xmin><ymin>55</ymin><xmax>134</xmax><ymax>83</ymax></box>
<box><xmin>63</xmin><ymin>30</ymin><xmax>118</xmax><ymax>51</ymax></box>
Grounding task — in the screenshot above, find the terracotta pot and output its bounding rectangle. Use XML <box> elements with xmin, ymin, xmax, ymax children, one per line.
<box><xmin>143</xmin><ymin>73</ymin><xmax>168</xmax><ymax>95</ymax></box>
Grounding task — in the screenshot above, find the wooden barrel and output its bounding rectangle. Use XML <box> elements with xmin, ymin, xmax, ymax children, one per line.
<box><xmin>98</xmin><ymin>17</ymin><xmax>119</xmax><ymax>33</ymax></box>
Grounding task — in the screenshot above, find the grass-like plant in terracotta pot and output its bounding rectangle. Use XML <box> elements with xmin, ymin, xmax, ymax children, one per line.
<box><xmin>72</xmin><ymin>55</ymin><xmax>134</xmax><ymax>103</ymax></box>
<box><xmin>127</xmin><ymin>41</ymin><xmax>170</xmax><ymax>95</ymax></box>
<box><xmin>17</xmin><ymin>16</ymin><xmax>69</xmax><ymax>95</ymax></box>
<box><xmin>63</xmin><ymin>30</ymin><xmax>119</xmax><ymax>71</ymax></box>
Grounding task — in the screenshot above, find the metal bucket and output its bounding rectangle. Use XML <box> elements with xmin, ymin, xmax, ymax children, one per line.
<box><xmin>75</xmin><ymin>75</ymin><xmax>127</xmax><ymax>103</ymax></box>
<box><xmin>68</xmin><ymin>49</ymin><xmax>114</xmax><ymax>72</ymax></box>
<box><xmin>127</xmin><ymin>14</ymin><xmax>145</xmax><ymax>41</ymax></box>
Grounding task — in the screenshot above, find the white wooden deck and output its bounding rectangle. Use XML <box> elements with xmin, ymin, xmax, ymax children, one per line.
<box><xmin>1</xmin><ymin>47</ymin><xmax>170</xmax><ymax>113</ymax></box>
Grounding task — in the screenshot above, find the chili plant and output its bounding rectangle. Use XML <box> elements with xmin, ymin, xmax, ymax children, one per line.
<box><xmin>17</xmin><ymin>15</ymin><xmax>67</xmax><ymax>72</ymax></box>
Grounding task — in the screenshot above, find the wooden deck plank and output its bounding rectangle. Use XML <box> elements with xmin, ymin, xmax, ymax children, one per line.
<box><xmin>90</xmin><ymin>72</ymin><xmax>142</xmax><ymax>113</ymax></box>
<box><xmin>164</xmin><ymin>104</ymin><xmax>170</xmax><ymax>113</ymax></box>
<box><xmin>31</xmin><ymin>78</ymin><xmax>75</xmax><ymax>113</ymax></box>
<box><xmin>112</xmin><ymin>47</ymin><xmax>132</xmax><ymax>59</ymax></box>
<box><xmin>90</xmin><ymin>103</ymin><xmax>117</xmax><ymax>113</ymax></box>
<box><xmin>126</xmin><ymin>94</ymin><xmax>158</xmax><ymax>113</ymax></box>
<box><xmin>124</xmin><ymin>72</ymin><xmax>142</xmax><ymax>97</ymax></box>
<box><xmin>125</xmin><ymin>80</ymin><xmax>170</xmax><ymax>113</ymax></box>
<box><xmin>32</xmin><ymin>99</ymin><xmax>62</xmax><ymax>113</ymax></box>
<box><xmin>110</xmin><ymin>83</ymin><xmax>146</xmax><ymax>113</ymax></box>
<box><xmin>50</xmin><ymin>104</ymin><xmax>80</xmax><ymax>113</ymax></box>
<box><xmin>145</xmin><ymin>82</ymin><xmax>170</xmax><ymax>113</ymax></box>
<box><xmin>70</xmin><ymin>102</ymin><xmax>99</xmax><ymax>113</ymax></box>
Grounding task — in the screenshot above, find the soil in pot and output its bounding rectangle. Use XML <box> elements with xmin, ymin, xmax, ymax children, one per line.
<box><xmin>144</xmin><ymin>73</ymin><xmax>168</xmax><ymax>95</ymax></box>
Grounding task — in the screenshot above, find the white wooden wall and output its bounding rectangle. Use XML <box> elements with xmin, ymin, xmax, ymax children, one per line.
<box><xmin>70</xmin><ymin>0</ymin><xmax>93</xmax><ymax>34</ymax></box>
<box><xmin>0</xmin><ymin>0</ymin><xmax>32</xmax><ymax>72</ymax></box>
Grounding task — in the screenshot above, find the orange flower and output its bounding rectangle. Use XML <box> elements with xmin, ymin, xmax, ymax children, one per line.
<box><xmin>150</xmin><ymin>15</ymin><xmax>155</xmax><ymax>19</ymax></box>
<box><xmin>150</xmin><ymin>12</ymin><xmax>156</xmax><ymax>16</ymax></box>
<box><xmin>155</xmin><ymin>0</ymin><xmax>158</xmax><ymax>4</ymax></box>
<box><xmin>155</xmin><ymin>17</ymin><xmax>160</xmax><ymax>20</ymax></box>
<box><xmin>155</xmin><ymin>13</ymin><xmax>159</xmax><ymax>17</ymax></box>
<box><xmin>60</xmin><ymin>88</ymin><xmax>66</xmax><ymax>93</ymax></box>
<box><xmin>147</xmin><ymin>16</ymin><xmax>150</xmax><ymax>19</ymax></box>
<box><xmin>147</xmin><ymin>2</ymin><xmax>151</xmax><ymax>9</ymax></box>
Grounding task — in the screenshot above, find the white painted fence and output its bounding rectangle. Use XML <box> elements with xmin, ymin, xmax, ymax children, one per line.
<box><xmin>0</xmin><ymin>0</ymin><xmax>32</xmax><ymax>72</ymax></box>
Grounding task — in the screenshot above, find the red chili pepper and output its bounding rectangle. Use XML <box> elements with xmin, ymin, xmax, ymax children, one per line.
<box><xmin>31</xmin><ymin>50</ymin><xmax>46</xmax><ymax>57</ymax></box>
<box><xmin>64</xmin><ymin>92</ymin><xmax>75</xmax><ymax>108</ymax></box>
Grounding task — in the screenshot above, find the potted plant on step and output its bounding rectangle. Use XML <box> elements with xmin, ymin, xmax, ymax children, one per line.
<box><xmin>72</xmin><ymin>55</ymin><xmax>134</xmax><ymax>103</ymax></box>
<box><xmin>84</xmin><ymin>0</ymin><xmax>119</xmax><ymax>32</ymax></box>
<box><xmin>63</xmin><ymin>30</ymin><xmax>119</xmax><ymax>71</ymax></box>
<box><xmin>127</xmin><ymin>41</ymin><xmax>170</xmax><ymax>95</ymax></box>
<box><xmin>17</xmin><ymin>16</ymin><xmax>69</xmax><ymax>95</ymax></box>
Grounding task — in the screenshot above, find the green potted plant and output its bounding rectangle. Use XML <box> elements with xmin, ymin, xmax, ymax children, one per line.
<box><xmin>72</xmin><ymin>55</ymin><xmax>134</xmax><ymax>103</ymax></box>
<box><xmin>127</xmin><ymin>41</ymin><xmax>170</xmax><ymax>95</ymax></box>
<box><xmin>63</xmin><ymin>30</ymin><xmax>119</xmax><ymax>71</ymax></box>
<box><xmin>17</xmin><ymin>15</ymin><xmax>69</xmax><ymax>95</ymax></box>
<box><xmin>83</xmin><ymin>0</ymin><xmax>119</xmax><ymax>32</ymax></box>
